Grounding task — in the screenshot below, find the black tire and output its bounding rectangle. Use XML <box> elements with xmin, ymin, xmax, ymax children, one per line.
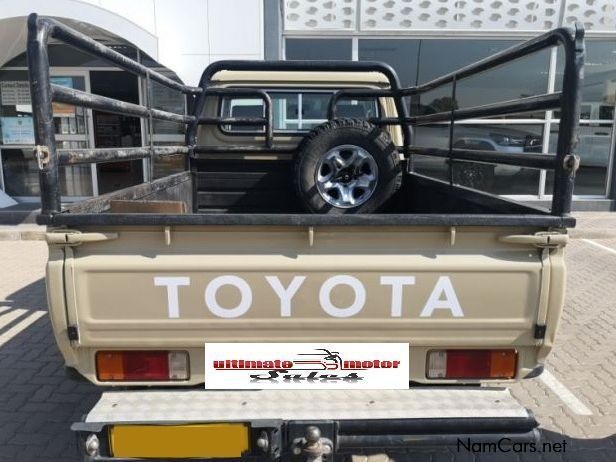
<box><xmin>294</xmin><ymin>118</ymin><xmax>402</xmax><ymax>214</ymax></box>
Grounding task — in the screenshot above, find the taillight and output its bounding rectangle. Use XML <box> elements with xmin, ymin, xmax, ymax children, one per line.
<box><xmin>427</xmin><ymin>349</ymin><xmax>517</xmax><ymax>379</ymax></box>
<box><xmin>96</xmin><ymin>351</ymin><xmax>189</xmax><ymax>381</ymax></box>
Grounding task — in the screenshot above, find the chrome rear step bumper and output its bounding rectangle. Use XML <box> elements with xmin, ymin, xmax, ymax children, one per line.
<box><xmin>73</xmin><ymin>387</ymin><xmax>538</xmax><ymax>461</ymax></box>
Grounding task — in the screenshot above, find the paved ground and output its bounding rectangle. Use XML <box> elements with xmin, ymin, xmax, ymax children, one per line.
<box><xmin>0</xmin><ymin>213</ymin><xmax>614</xmax><ymax>461</ymax></box>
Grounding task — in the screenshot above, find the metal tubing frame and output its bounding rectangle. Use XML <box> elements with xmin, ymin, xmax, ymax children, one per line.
<box><xmin>186</xmin><ymin>59</ymin><xmax>412</xmax><ymax>157</ymax></box>
<box><xmin>58</xmin><ymin>146</ymin><xmax>189</xmax><ymax>166</ymax></box>
<box><xmin>27</xmin><ymin>12</ymin><xmax>583</xmax><ymax>219</ymax></box>
<box><xmin>409</xmin><ymin>147</ymin><xmax>557</xmax><ymax>170</ymax></box>
<box><xmin>26</xmin><ymin>13</ymin><xmax>200</xmax><ymax>214</ymax></box>
<box><xmin>27</xmin><ymin>13</ymin><xmax>201</xmax><ymax>215</ymax></box>
<box><xmin>51</xmin><ymin>84</ymin><xmax>194</xmax><ymax>124</ymax></box>
<box><xmin>328</xmin><ymin>26</ymin><xmax>584</xmax><ymax>216</ymax></box>
<box><xmin>198</xmin><ymin>87</ymin><xmax>274</xmax><ymax>148</ymax></box>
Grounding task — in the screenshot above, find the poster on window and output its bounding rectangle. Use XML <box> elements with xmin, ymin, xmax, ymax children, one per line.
<box><xmin>0</xmin><ymin>81</ymin><xmax>31</xmax><ymax>106</ymax></box>
<box><xmin>50</xmin><ymin>77</ymin><xmax>76</xmax><ymax>117</ymax></box>
<box><xmin>1</xmin><ymin>117</ymin><xmax>35</xmax><ymax>145</ymax></box>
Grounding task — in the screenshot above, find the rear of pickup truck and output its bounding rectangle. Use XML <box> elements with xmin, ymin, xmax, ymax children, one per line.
<box><xmin>26</xmin><ymin>13</ymin><xmax>584</xmax><ymax>461</ymax></box>
<box><xmin>48</xmin><ymin>225</ymin><xmax>566</xmax><ymax>387</ymax></box>
<box><xmin>46</xmin><ymin>222</ymin><xmax>567</xmax><ymax>460</ymax></box>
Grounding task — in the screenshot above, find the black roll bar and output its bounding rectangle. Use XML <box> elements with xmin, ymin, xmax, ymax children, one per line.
<box><xmin>186</xmin><ymin>59</ymin><xmax>412</xmax><ymax>149</ymax></box>
<box><xmin>51</xmin><ymin>84</ymin><xmax>195</xmax><ymax>124</ymax></box>
<box><xmin>26</xmin><ymin>12</ymin><xmax>584</xmax><ymax>218</ymax></box>
<box><xmin>198</xmin><ymin>88</ymin><xmax>273</xmax><ymax>149</ymax></box>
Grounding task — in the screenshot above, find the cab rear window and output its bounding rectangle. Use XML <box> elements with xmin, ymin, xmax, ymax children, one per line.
<box><xmin>219</xmin><ymin>91</ymin><xmax>379</xmax><ymax>133</ymax></box>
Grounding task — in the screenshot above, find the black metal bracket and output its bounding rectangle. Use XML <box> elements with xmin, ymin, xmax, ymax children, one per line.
<box><xmin>67</xmin><ymin>325</ymin><xmax>79</xmax><ymax>342</ymax></box>
<box><xmin>534</xmin><ymin>324</ymin><xmax>547</xmax><ymax>339</ymax></box>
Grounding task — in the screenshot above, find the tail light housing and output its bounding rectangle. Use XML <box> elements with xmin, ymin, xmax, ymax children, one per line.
<box><xmin>96</xmin><ymin>351</ymin><xmax>189</xmax><ymax>382</ymax></box>
<box><xmin>427</xmin><ymin>349</ymin><xmax>517</xmax><ymax>380</ymax></box>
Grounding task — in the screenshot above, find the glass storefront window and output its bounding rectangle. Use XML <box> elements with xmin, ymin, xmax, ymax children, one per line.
<box><xmin>555</xmin><ymin>41</ymin><xmax>616</xmax><ymax>110</ymax></box>
<box><xmin>2</xmin><ymin>147</ymin><xmax>93</xmax><ymax>197</ymax></box>
<box><xmin>1</xmin><ymin>48</ymin><xmax>191</xmax><ymax>199</ymax></box>
<box><xmin>149</xmin><ymin>73</ymin><xmax>185</xmax><ymax>136</ymax></box>
<box><xmin>285</xmin><ymin>39</ymin><xmax>352</xmax><ymax>60</ymax></box>
<box><xmin>357</xmin><ymin>38</ymin><xmax>550</xmax><ymax>134</ymax></box>
<box><xmin>0</xmin><ymin>71</ymin><xmax>93</xmax><ymax>197</ymax></box>
<box><xmin>153</xmin><ymin>148</ymin><xmax>186</xmax><ymax>180</ymax></box>
<box><xmin>414</xmin><ymin>123</ymin><xmax>543</xmax><ymax>195</ymax></box>
<box><xmin>142</xmin><ymin>70</ymin><xmax>187</xmax><ymax>180</ymax></box>
<box><xmin>416</xmin><ymin>40</ymin><xmax>550</xmax><ymax>112</ymax></box>
<box><xmin>546</xmin><ymin>123</ymin><xmax>612</xmax><ymax>196</ymax></box>
<box><xmin>358</xmin><ymin>39</ymin><xmax>420</xmax><ymax>87</ymax></box>
<box><xmin>551</xmin><ymin>40</ymin><xmax>616</xmax><ymax>197</ymax></box>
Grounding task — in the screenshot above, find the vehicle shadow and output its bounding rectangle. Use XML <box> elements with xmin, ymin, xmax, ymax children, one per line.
<box><xmin>0</xmin><ymin>277</ymin><xmax>47</xmax><ymax>311</ymax></box>
<box><xmin>0</xmin><ymin>285</ymin><xmax>102</xmax><ymax>462</ymax></box>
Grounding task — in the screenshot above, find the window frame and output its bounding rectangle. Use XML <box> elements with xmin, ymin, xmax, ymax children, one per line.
<box><xmin>217</xmin><ymin>88</ymin><xmax>383</xmax><ymax>137</ymax></box>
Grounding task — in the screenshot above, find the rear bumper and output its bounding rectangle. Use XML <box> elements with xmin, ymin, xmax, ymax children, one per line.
<box><xmin>73</xmin><ymin>387</ymin><xmax>539</xmax><ymax>461</ymax></box>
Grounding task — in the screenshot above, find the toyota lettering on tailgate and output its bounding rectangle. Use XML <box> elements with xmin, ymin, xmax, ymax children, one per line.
<box><xmin>154</xmin><ymin>275</ymin><xmax>465</xmax><ymax>319</ymax></box>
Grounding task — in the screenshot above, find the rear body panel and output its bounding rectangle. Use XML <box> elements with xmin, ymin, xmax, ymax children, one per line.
<box><xmin>47</xmin><ymin>225</ymin><xmax>566</xmax><ymax>386</ymax></box>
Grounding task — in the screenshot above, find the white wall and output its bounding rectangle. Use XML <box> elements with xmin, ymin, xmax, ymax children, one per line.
<box><xmin>283</xmin><ymin>0</ymin><xmax>616</xmax><ymax>35</ymax></box>
<box><xmin>0</xmin><ymin>0</ymin><xmax>264</xmax><ymax>85</ymax></box>
<box><xmin>82</xmin><ymin>0</ymin><xmax>264</xmax><ymax>84</ymax></box>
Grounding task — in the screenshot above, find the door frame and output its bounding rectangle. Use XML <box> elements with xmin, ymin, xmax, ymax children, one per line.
<box><xmin>52</xmin><ymin>68</ymin><xmax>98</xmax><ymax>199</ymax></box>
<box><xmin>89</xmin><ymin>68</ymin><xmax>148</xmax><ymax>191</ymax></box>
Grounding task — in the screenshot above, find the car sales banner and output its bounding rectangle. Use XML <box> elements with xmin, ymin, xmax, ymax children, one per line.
<box><xmin>204</xmin><ymin>343</ymin><xmax>409</xmax><ymax>389</ymax></box>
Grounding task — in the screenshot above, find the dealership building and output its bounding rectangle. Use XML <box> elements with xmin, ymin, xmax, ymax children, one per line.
<box><xmin>0</xmin><ymin>0</ymin><xmax>615</xmax><ymax>219</ymax></box>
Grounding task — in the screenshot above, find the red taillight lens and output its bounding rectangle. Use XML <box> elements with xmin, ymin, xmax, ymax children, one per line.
<box><xmin>427</xmin><ymin>349</ymin><xmax>517</xmax><ymax>379</ymax></box>
<box><xmin>96</xmin><ymin>351</ymin><xmax>189</xmax><ymax>382</ymax></box>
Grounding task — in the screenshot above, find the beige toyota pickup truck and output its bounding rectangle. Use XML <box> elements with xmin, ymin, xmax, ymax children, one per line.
<box><xmin>27</xmin><ymin>13</ymin><xmax>584</xmax><ymax>462</ymax></box>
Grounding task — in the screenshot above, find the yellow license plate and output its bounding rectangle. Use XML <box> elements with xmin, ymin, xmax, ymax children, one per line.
<box><xmin>110</xmin><ymin>423</ymin><xmax>250</xmax><ymax>458</ymax></box>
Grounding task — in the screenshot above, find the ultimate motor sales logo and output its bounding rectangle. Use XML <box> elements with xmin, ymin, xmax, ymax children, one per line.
<box><xmin>204</xmin><ymin>343</ymin><xmax>409</xmax><ymax>389</ymax></box>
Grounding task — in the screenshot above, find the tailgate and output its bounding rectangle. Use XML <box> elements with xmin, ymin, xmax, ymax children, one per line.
<box><xmin>50</xmin><ymin>225</ymin><xmax>566</xmax><ymax>384</ymax></box>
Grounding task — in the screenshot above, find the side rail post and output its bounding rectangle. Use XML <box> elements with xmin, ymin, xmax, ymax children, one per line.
<box><xmin>27</xmin><ymin>15</ymin><xmax>59</xmax><ymax>215</ymax></box>
<box><xmin>551</xmin><ymin>25</ymin><xmax>585</xmax><ymax>216</ymax></box>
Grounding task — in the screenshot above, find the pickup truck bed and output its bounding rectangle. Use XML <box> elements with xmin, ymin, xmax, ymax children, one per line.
<box><xmin>44</xmin><ymin>170</ymin><xmax>574</xmax><ymax>228</ymax></box>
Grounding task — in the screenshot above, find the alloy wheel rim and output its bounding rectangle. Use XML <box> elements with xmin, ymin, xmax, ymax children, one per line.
<box><xmin>315</xmin><ymin>145</ymin><xmax>379</xmax><ymax>208</ymax></box>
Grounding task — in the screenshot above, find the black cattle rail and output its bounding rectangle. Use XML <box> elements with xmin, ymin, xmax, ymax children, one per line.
<box><xmin>329</xmin><ymin>25</ymin><xmax>584</xmax><ymax>216</ymax></box>
<box><xmin>27</xmin><ymin>14</ymin><xmax>193</xmax><ymax>214</ymax></box>
<box><xmin>27</xmin><ymin>12</ymin><xmax>584</xmax><ymax>219</ymax></box>
<box><xmin>26</xmin><ymin>14</ymin><xmax>280</xmax><ymax>215</ymax></box>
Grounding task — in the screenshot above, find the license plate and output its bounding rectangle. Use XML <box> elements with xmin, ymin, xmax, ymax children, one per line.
<box><xmin>110</xmin><ymin>423</ymin><xmax>249</xmax><ymax>458</ymax></box>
